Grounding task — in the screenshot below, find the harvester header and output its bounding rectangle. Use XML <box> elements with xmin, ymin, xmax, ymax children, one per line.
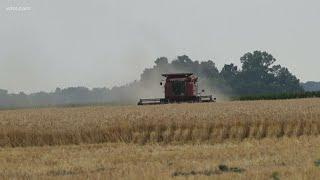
<box><xmin>138</xmin><ymin>73</ymin><xmax>216</xmax><ymax>105</ymax></box>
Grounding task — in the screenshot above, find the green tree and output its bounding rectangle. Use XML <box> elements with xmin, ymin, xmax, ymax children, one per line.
<box><xmin>220</xmin><ymin>63</ymin><xmax>238</xmax><ymax>82</ymax></box>
<box><xmin>236</xmin><ymin>51</ymin><xmax>303</xmax><ymax>95</ymax></box>
<box><xmin>154</xmin><ymin>57</ymin><xmax>168</xmax><ymax>67</ymax></box>
<box><xmin>275</xmin><ymin>67</ymin><xmax>303</xmax><ymax>93</ymax></box>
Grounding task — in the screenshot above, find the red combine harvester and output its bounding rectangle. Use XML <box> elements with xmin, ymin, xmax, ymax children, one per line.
<box><xmin>138</xmin><ymin>73</ymin><xmax>216</xmax><ymax>105</ymax></box>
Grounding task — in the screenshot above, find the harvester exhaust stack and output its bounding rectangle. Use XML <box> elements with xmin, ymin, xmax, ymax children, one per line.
<box><xmin>138</xmin><ymin>73</ymin><xmax>216</xmax><ymax>105</ymax></box>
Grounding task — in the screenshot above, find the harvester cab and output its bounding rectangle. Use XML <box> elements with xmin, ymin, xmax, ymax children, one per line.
<box><xmin>138</xmin><ymin>73</ymin><xmax>216</xmax><ymax>105</ymax></box>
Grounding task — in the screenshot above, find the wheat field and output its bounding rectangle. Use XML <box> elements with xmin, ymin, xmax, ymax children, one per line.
<box><xmin>1</xmin><ymin>98</ymin><xmax>320</xmax><ymax>179</ymax></box>
<box><xmin>2</xmin><ymin>137</ymin><xmax>320</xmax><ymax>179</ymax></box>
<box><xmin>1</xmin><ymin>98</ymin><xmax>320</xmax><ymax>147</ymax></box>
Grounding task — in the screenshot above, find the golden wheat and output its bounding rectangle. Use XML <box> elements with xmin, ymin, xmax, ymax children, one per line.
<box><xmin>1</xmin><ymin>98</ymin><xmax>320</xmax><ymax>179</ymax></box>
<box><xmin>1</xmin><ymin>137</ymin><xmax>320</xmax><ymax>179</ymax></box>
<box><xmin>0</xmin><ymin>98</ymin><xmax>320</xmax><ymax>147</ymax></box>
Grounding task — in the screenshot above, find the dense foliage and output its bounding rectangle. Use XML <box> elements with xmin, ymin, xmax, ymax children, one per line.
<box><xmin>233</xmin><ymin>91</ymin><xmax>320</xmax><ymax>101</ymax></box>
<box><xmin>0</xmin><ymin>51</ymin><xmax>307</xmax><ymax>108</ymax></box>
<box><xmin>140</xmin><ymin>51</ymin><xmax>303</xmax><ymax>96</ymax></box>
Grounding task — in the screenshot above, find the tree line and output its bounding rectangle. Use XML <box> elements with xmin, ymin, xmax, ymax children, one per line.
<box><xmin>0</xmin><ymin>51</ymin><xmax>311</xmax><ymax>108</ymax></box>
<box><xmin>140</xmin><ymin>51</ymin><xmax>303</xmax><ymax>96</ymax></box>
<box><xmin>302</xmin><ymin>81</ymin><xmax>320</xmax><ymax>92</ymax></box>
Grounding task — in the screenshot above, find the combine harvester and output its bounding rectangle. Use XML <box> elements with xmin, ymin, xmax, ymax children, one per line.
<box><xmin>138</xmin><ymin>73</ymin><xmax>216</xmax><ymax>105</ymax></box>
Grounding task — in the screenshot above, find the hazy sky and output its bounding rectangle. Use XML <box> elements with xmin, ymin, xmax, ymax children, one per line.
<box><xmin>1</xmin><ymin>0</ymin><xmax>319</xmax><ymax>93</ymax></box>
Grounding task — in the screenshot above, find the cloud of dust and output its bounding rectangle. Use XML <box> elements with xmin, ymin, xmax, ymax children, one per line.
<box><xmin>114</xmin><ymin>63</ymin><xmax>231</xmax><ymax>104</ymax></box>
<box><xmin>197</xmin><ymin>79</ymin><xmax>231</xmax><ymax>102</ymax></box>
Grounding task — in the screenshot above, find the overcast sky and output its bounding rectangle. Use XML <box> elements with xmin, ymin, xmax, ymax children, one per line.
<box><xmin>1</xmin><ymin>0</ymin><xmax>319</xmax><ymax>93</ymax></box>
